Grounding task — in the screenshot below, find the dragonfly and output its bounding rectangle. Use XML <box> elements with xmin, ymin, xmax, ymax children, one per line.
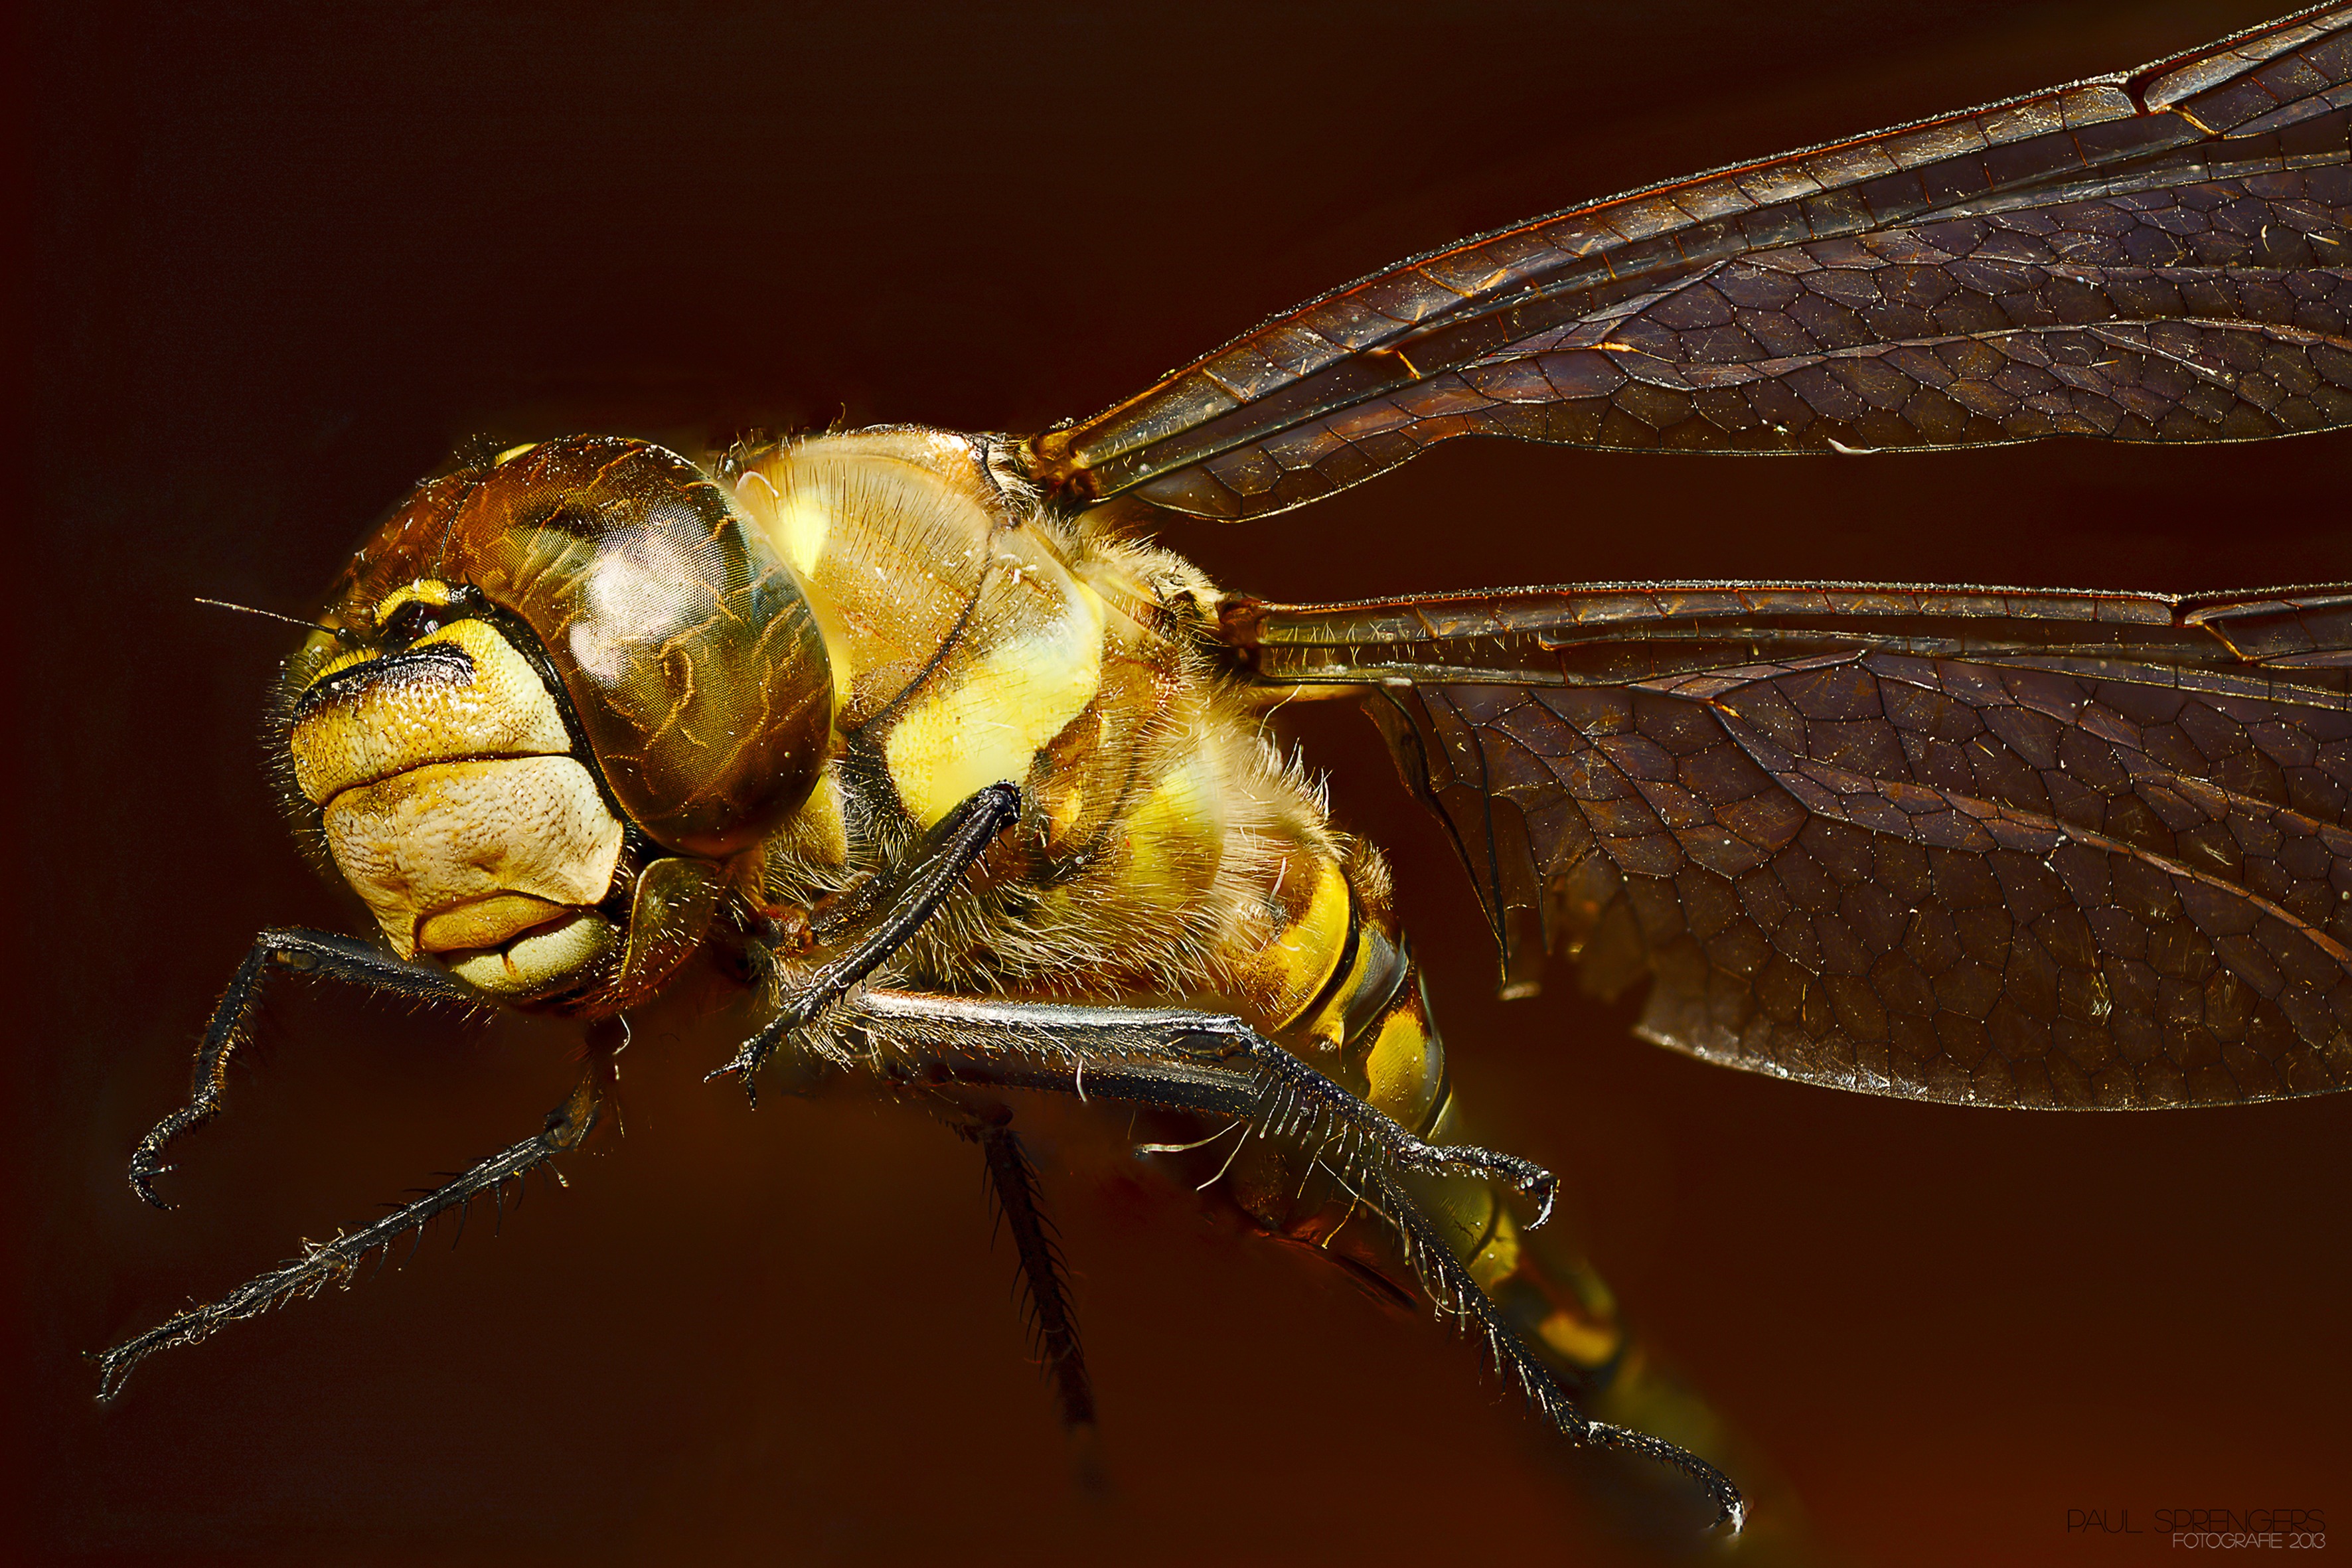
<box><xmin>98</xmin><ymin>1</ymin><xmax>2351</xmax><ymax>1545</ymax></box>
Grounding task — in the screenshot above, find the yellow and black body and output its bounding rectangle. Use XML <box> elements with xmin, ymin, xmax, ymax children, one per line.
<box><xmin>114</xmin><ymin>424</ymin><xmax>1734</xmax><ymax>1526</ymax></box>
<box><xmin>284</xmin><ymin>426</ymin><xmax>1635</xmax><ymax>1393</ymax></box>
<box><xmin>104</xmin><ymin>6</ymin><xmax>2352</xmax><ymax>1547</ymax></box>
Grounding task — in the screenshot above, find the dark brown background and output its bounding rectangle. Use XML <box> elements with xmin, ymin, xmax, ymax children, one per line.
<box><xmin>18</xmin><ymin>3</ymin><xmax>2351</xmax><ymax>1564</ymax></box>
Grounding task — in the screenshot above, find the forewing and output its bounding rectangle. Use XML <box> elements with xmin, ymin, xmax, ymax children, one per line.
<box><xmin>1027</xmin><ymin>7</ymin><xmax>2352</xmax><ymax>520</ymax></box>
<box><xmin>1229</xmin><ymin>584</ymin><xmax>2352</xmax><ymax>1107</ymax></box>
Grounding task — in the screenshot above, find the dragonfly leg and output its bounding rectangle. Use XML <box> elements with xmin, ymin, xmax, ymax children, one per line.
<box><xmin>95</xmin><ymin>1058</ymin><xmax>608</xmax><ymax>1400</ymax></box>
<box><xmin>130</xmin><ymin>927</ymin><xmax>472</xmax><ymax>1209</ymax></box>
<box><xmin>856</xmin><ymin>990</ymin><xmax>1555</xmax><ymax>1225</ymax></box>
<box><xmin>905</xmin><ymin>1075</ymin><xmax>1106</xmax><ymax>1478</ymax></box>
<box><xmin>916</xmin><ymin>1091</ymin><xmax>1102</xmax><ymax>1470</ymax></box>
<box><xmin>707</xmin><ymin>783</ymin><xmax>1022</xmax><ymax>1099</ymax></box>
<box><xmin>850</xmin><ymin>989</ymin><xmax>1742</xmax><ymax>1533</ymax></box>
<box><xmin>963</xmin><ymin>1117</ymin><xmax>1096</xmax><ymax>1441</ymax></box>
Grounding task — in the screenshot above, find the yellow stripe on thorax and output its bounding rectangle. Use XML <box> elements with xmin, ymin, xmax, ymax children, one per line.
<box><xmin>1121</xmin><ymin>753</ymin><xmax>1223</xmax><ymax>903</ymax></box>
<box><xmin>884</xmin><ymin>567</ymin><xmax>1105</xmax><ymax>828</ymax></box>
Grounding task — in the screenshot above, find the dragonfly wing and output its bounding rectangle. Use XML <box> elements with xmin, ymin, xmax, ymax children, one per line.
<box><xmin>1229</xmin><ymin>583</ymin><xmax>2352</xmax><ymax>1107</ymax></box>
<box><xmin>1026</xmin><ymin>7</ymin><xmax>2352</xmax><ymax>520</ymax></box>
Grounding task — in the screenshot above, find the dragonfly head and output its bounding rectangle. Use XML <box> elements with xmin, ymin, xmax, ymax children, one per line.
<box><xmin>276</xmin><ymin>435</ymin><xmax>835</xmax><ymax>1009</ymax></box>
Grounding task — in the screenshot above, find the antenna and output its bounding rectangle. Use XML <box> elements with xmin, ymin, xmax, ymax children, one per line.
<box><xmin>193</xmin><ymin>597</ymin><xmax>357</xmax><ymax>643</ymax></box>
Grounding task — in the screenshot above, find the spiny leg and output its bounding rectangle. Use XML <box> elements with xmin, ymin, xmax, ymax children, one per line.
<box><xmin>709</xmin><ymin>782</ymin><xmax>1022</xmax><ymax>1097</ymax></box>
<box><xmin>1363</xmin><ymin>1162</ymin><xmax>1746</xmax><ymax>1533</ymax></box>
<box><xmin>132</xmin><ymin>928</ymin><xmax>471</xmax><ymax>1208</ymax></box>
<box><xmin>856</xmin><ymin>991</ymin><xmax>1556</xmax><ymax>1225</ymax></box>
<box><xmin>852</xmin><ymin>988</ymin><xmax>1741</xmax><ymax>1533</ymax></box>
<box><xmin>96</xmin><ymin>1063</ymin><xmax>607</xmax><ymax>1399</ymax></box>
<box><xmin>945</xmin><ymin>1109</ymin><xmax>1098</xmax><ymax>1442</ymax></box>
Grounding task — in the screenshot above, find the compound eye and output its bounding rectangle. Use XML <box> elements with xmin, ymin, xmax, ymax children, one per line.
<box><xmin>380</xmin><ymin>598</ymin><xmax>447</xmax><ymax>649</ymax></box>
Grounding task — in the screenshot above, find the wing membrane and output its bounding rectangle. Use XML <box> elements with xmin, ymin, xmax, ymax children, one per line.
<box><xmin>1028</xmin><ymin>7</ymin><xmax>2352</xmax><ymax>520</ymax></box>
<box><xmin>1226</xmin><ymin>584</ymin><xmax>2352</xmax><ymax>1106</ymax></box>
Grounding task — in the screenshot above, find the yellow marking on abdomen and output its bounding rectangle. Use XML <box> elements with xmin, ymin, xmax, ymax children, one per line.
<box><xmin>1298</xmin><ymin>906</ymin><xmax>1397</xmax><ymax>1052</ymax></box>
<box><xmin>1537</xmin><ymin>1302</ymin><xmax>1624</xmax><ymax>1368</ymax></box>
<box><xmin>1259</xmin><ymin>857</ymin><xmax>1352</xmax><ymax>1030</ymax></box>
<box><xmin>1363</xmin><ymin>986</ymin><xmax>1444</xmax><ymax>1127</ymax></box>
<box><xmin>1466</xmin><ymin>1204</ymin><xmax>1524</xmax><ymax>1292</ymax></box>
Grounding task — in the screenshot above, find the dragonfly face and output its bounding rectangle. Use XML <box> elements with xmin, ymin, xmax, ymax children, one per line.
<box><xmin>277</xmin><ymin>438</ymin><xmax>835</xmax><ymax>1007</ymax></box>
<box><xmin>94</xmin><ymin>2</ymin><xmax>2352</xmax><ymax>1549</ymax></box>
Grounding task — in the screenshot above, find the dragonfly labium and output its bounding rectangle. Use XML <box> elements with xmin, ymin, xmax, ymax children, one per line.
<box><xmin>101</xmin><ymin>2</ymin><xmax>2352</xmax><ymax>1541</ymax></box>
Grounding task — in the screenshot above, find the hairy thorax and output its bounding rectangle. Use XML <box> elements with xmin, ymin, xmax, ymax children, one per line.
<box><xmin>726</xmin><ymin>430</ymin><xmax>1365</xmax><ymax>1038</ymax></box>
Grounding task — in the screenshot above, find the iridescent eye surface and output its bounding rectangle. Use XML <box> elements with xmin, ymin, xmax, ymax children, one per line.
<box><xmin>302</xmin><ymin>435</ymin><xmax>835</xmax><ymax>858</ymax></box>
